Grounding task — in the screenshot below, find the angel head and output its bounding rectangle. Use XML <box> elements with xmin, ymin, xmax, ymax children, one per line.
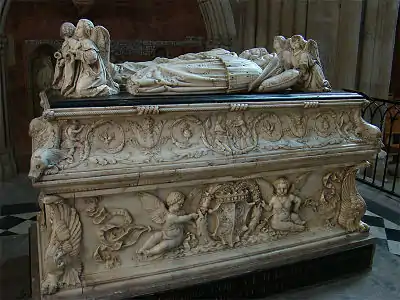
<box><xmin>273</xmin><ymin>36</ymin><xmax>288</xmax><ymax>53</ymax></box>
<box><xmin>239</xmin><ymin>47</ymin><xmax>273</xmax><ymax>69</ymax></box>
<box><xmin>60</xmin><ymin>22</ymin><xmax>76</xmax><ymax>40</ymax></box>
<box><xmin>75</xmin><ymin>19</ymin><xmax>95</xmax><ymax>40</ymax></box>
<box><xmin>290</xmin><ymin>35</ymin><xmax>307</xmax><ymax>51</ymax></box>
<box><xmin>166</xmin><ymin>191</ymin><xmax>186</xmax><ymax>213</ymax></box>
<box><xmin>273</xmin><ymin>177</ymin><xmax>290</xmax><ymax>196</ymax></box>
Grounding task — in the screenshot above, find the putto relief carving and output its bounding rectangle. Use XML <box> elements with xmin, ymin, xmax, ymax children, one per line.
<box><xmin>40</xmin><ymin>195</ymin><xmax>82</xmax><ymax>295</ymax></box>
<box><xmin>29</xmin><ymin>107</ymin><xmax>380</xmax><ymax>180</ymax></box>
<box><xmin>136</xmin><ymin>192</ymin><xmax>198</xmax><ymax>260</ymax></box>
<box><xmin>76</xmin><ymin>166</ymin><xmax>370</xmax><ymax>270</ymax></box>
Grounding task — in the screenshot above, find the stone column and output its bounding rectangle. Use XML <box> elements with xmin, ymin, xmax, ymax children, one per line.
<box><xmin>0</xmin><ymin>34</ymin><xmax>16</xmax><ymax>181</ymax></box>
<box><xmin>197</xmin><ymin>0</ymin><xmax>237</xmax><ymax>50</ymax></box>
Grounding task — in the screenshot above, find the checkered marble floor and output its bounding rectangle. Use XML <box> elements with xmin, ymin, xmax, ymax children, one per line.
<box><xmin>363</xmin><ymin>210</ymin><xmax>400</xmax><ymax>257</ymax></box>
<box><xmin>0</xmin><ymin>212</ymin><xmax>37</xmax><ymax>236</ymax></box>
<box><xmin>0</xmin><ymin>205</ymin><xmax>399</xmax><ymax>256</ymax></box>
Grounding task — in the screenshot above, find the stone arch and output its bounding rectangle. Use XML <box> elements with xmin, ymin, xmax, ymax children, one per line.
<box><xmin>197</xmin><ymin>0</ymin><xmax>238</xmax><ymax>50</ymax></box>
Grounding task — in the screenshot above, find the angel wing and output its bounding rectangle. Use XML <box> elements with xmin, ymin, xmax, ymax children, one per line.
<box><xmin>138</xmin><ymin>192</ymin><xmax>168</xmax><ymax>224</ymax></box>
<box><xmin>255</xmin><ymin>178</ymin><xmax>275</xmax><ymax>202</ymax></box>
<box><xmin>90</xmin><ymin>25</ymin><xmax>111</xmax><ymax>68</ymax></box>
<box><xmin>290</xmin><ymin>172</ymin><xmax>311</xmax><ymax>194</ymax></box>
<box><xmin>305</xmin><ymin>39</ymin><xmax>322</xmax><ymax>66</ymax></box>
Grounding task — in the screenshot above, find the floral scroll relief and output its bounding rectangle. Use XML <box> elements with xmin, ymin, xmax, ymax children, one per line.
<box><xmin>201</xmin><ymin>113</ymin><xmax>259</xmax><ymax>155</ymax></box>
<box><xmin>127</xmin><ymin>116</ymin><xmax>168</xmax><ymax>161</ymax></box>
<box><xmin>30</xmin><ymin>109</ymin><xmax>380</xmax><ymax>178</ymax></box>
<box><xmin>85</xmin><ymin>197</ymin><xmax>151</xmax><ymax>269</ymax></box>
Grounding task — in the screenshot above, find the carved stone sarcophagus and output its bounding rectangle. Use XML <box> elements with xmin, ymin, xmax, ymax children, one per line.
<box><xmin>30</xmin><ymin>91</ymin><xmax>380</xmax><ymax>299</ymax></box>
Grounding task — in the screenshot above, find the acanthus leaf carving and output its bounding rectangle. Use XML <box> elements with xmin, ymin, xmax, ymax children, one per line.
<box><xmin>337</xmin><ymin>162</ymin><xmax>369</xmax><ymax>233</ymax></box>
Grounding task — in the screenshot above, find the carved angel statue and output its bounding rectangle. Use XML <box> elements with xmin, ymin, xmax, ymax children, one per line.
<box><xmin>41</xmin><ymin>195</ymin><xmax>82</xmax><ymax>295</ymax></box>
<box><xmin>52</xmin><ymin>19</ymin><xmax>119</xmax><ymax>98</ymax></box>
<box><xmin>257</xmin><ymin>175</ymin><xmax>310</xmax><ymax>232</ymax></box>
<box><xmin>137</xmin><ymin>192</ymin><xmax>198</xmax><ymax>258</ymax></box>
<box><xmin>289</xmin><ymin>35</ymin><xmax>331</xmax><ymax>92</ymax></box>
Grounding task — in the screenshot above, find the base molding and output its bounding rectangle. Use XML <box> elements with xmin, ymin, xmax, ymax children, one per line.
<box><xmin>30</xmin><ymin>224</ymin><xmax>376</xmax><ymax>300</ymax></box>
<box><xmin>147</xmin><ymin>238</ymin><xmax>375</xmax><ymax>299</ymax></box>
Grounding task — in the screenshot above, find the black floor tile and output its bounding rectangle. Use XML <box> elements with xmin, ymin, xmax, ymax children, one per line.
<box><xmin>0</xmin><ymin>216</ymin><xmax>26</xmax><ymax>230</ymax></box>
<box><xmin>0</xmin><ymin>203</ymin><xmax>39</xmax><ymax>216</ymax></box>
<box><xmin>362</xmin><ymin>215</ymin><xmax>385</xmax><ymax>227</ymax></box>
<box><xmin>385</xmin><ymin>228</ymin><xmax>400</xmax><ymax>242</ymax></box>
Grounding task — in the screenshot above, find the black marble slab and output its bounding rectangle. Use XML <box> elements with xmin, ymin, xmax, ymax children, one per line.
<box><xmin>46</xmin><ymin>89</ymin><xmax>364</xmax><ymax>109</ymax></box>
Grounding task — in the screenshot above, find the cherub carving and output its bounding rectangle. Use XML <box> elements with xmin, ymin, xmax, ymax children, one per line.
<box><xmin>137</xmin><ymin>192</ymin><xmax>198</xmax><ymax>258</ymax></box>
<box><xmin>257</xmin><ymin>174</ymin><xmax>310</xmax><ymax>232</ymax></box>
<box><xmin>61</xmin><ymin>120</ymin><xmax>85</xmax><ymax>162</ymax></box>
<box><xmin>54</xmin><ymin>19</ymin><xmax>119</xmax><ymax>98</ymax></box>
<box><xmin>53</xmin><ymin>22</ymin><xmax>77</xmax><ymax>95</ymax></box>
<box><xmin>289</xmin><ymin>35</ymin><xmax>331</xmax><ymax>92</ymax></box>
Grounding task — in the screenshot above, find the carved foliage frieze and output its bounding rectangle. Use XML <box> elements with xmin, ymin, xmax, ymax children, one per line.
<box><xmin>79</xmin><ymin>168</ymin><xmax>367</xmax><ymax>269</ymax></box>
<box><xmin>29</xmin><ymin>107</ymin><xmax>381</xmax><ymax>179</ymax></box>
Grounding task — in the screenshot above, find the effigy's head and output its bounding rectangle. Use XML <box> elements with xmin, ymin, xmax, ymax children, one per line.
<box><xmin>60</xmin><ymin>22</ymin><xmax>76</xmax><ymax>39</ymax></box>
<box><xmin>75</xmin><ymin>19</ymin><xmax>94</xmax><ymax>39</ymax></box>
<box><xmin>273</xmin><ymin>177</ymin><xmax>290</xmax><ymax>196</ymax></box>
<box><xmin>290</xmin><ymin>35</ymin><xmax>306</xmax><ymax>50</ymax></box>
<box><xmin>239</xmin><ymin>47</ymin><xmax>269</xmax><ymax>60</ymax></box>
<box><xmin>166</xmin><ymin>191</ymin><xmax>185</xmax><ymax>212</ymax></box>
<box><xmin>239</xmin><ymin>47</ymin><xmax>273</xmax><ymax>68</ymax></box>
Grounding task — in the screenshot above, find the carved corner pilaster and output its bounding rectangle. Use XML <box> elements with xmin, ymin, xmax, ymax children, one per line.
<box><xmin>40</xmin><ymin>195</ymin><xmax>83</xmax><ymax>295</ymax></box>
<box><xmin>337</xmin><ymin>163</ymin><xmax>369</xmax><ymax>233</ymax></box>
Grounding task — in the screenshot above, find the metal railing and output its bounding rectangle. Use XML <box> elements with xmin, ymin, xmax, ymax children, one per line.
<box><xmin>347</xmin><ymin>89</ymin><xmax>400</xmax><ymax>197</ymax></box>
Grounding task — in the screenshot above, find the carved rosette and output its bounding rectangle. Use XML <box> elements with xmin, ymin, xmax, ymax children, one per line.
<box><xmin>29</xmin><ymin>105</ymin><xmax>381</xmax><ymax>180</ymax></box>
<box><xmin>40</xmin><ymin>195</ymin><xmax>83</xmax><ymax>295</ymax></box>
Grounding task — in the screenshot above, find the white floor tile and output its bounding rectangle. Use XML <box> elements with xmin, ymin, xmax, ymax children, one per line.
<box><xmin>13</xmin><ymin>212</ymin><xmax>37</xmax><ymax>220</ymax></box>
<box><xmin>7</xmin><ymin>220</ymin><xmax>33</xmax><ymax>235</ymax></box>
<box><xmin>384</xmin><ymin>219</ymin><xmax>400</xmax><ymax>230</ymax></box>
<box><xmin>365</xmin><ymin>210</ymin><xmax>382</xmax><ymax>218</ymax></box>
<box><xmin>369</xmin><ymin>226</ymin><xmax>387</xmax><ymax>240</ymax></box>
<box><xmin>387</xmin><ymin>240</ymin><xmax>400</xmax><ymax>255</ymax></box>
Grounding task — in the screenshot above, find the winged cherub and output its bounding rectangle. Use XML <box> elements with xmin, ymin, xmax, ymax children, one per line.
<box><xmin>57</xmin><ymin>19</ymin><xmax>119</xmax><ymax>98</ymax></box>
<box><xmin>266</xmin><ymin>177</ymin><xmax>306</xmax><ymax>232</ymax></box>
<box><xmin>137</xmin><ymin>192</ymin><xmax>198</xmax><ymax>258</ymax></box>
<box><xmin>289</xmin><ymin>35</ymin><xmax>331</xmax><ymax>92</ymax></box>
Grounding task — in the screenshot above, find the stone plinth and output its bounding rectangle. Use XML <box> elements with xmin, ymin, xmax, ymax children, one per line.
<box><xmin>29</xmin><ymin>91</ymin><xmax>381</xmax><ymax>299</ymax></box>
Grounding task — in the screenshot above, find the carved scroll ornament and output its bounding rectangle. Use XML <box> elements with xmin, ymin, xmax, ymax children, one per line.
<box><xmin>29</xmin><ymin>107</ymin><xmax>381</xmax><ymax>181</ymax></box>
